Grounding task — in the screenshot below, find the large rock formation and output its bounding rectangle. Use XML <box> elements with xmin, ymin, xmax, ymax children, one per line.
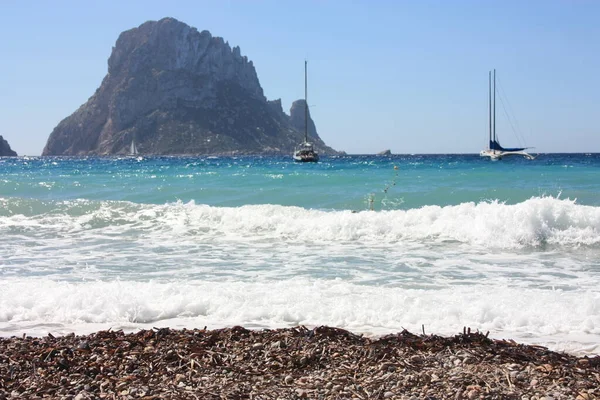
<box><xmin>0</xmin><ymin>136</ymin><xmax>17</xmax><ymax>156</ymax></box>
<box><xmin>42</xmin><ymin>18</ymin><xmax>337</xmax><ymax>156</ymax></box>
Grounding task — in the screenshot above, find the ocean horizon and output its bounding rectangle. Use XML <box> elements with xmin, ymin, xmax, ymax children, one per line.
<box><xmin>1</xmin><ymin>153</ymin><xmax>599</xmax><ymax>356</ymax></box>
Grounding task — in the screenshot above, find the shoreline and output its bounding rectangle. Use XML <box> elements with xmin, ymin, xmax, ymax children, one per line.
<box><xmin>1</xmin><ymin>326</ymin><xmax>598</xmax><ymax>399</ymax></box>
<box><xmin>2</xmin><ymin>321</ymin><xmax>597</xmax><ymax>357</ymax></box>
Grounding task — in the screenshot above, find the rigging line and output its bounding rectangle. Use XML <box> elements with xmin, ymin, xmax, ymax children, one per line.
<box><xmin>495</xmin><ymin>83</ymin><xmax>525</xmax><ymax>147</ymax></box>
<box><xmin>496</xmin><ymin>92</ymin><xmax>524</xmax><ymax>148</ymax></box>
<box><xmin>497</xmin><ymin>80</ymin><xmax>528</xmax><ymax>147</ymax></box>
<box><xmin>494</xmin><ymin>77</ymin><xmax>519</xmax><ymax>140</ymax></box>
<box><xmin>496</xmin><ymin>77</ymin><xmax>529</xmax><ymax>147</ymax></box>
<box><xmin>496</xmin><ymin>77</ymin><xmax>523</xmax><ymax>134</ymax></box>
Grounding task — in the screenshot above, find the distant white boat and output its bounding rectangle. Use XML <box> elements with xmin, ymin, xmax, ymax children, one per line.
<box><xmin>293</xmin><ymin>61</ymin><xmax>319</xmax><ymax>163</ymax></box>
<box><xmin>130</xmin><ymin>139</ymin><xmax>138</xmax><ymax>156</ymax></box>
<box><xmin>480</xmin><ymin>70</ymin><xmax>534</xmax><ymax>161</ymax></box>
<box><xmin>129</xmin><ymin>139</ymin><xmax>143</xmax><ymax>160</ymax></box>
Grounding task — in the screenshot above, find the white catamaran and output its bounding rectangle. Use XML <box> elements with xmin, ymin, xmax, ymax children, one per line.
<box><xmin>480</xmin><ymin>69</ymin><xmax>534</xmax><ymax>160</ymax></box>
<box><xmin>293</xmin><ymin>61</ymin><xmax>319</xmax><ymax>162</ymax></box>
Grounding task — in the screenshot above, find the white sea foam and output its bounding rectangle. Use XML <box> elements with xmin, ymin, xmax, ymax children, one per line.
<box><xmin>0</xmin><ymin>278</ymin><xmax>598</xmax><ymax>355</ymax></box>
<box><xmin>1</xmin><ymin>195</ymin><xmax>600</xmax><ymax>354</ymax></box>
<box><xmin>1</xmin><ymin>196</ymin><xmax>600</xmax><ymax>248</ymax></box>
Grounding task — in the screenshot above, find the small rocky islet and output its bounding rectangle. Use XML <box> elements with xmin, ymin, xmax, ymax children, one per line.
<box><xmin>0</xmin><ymin>136</ymin><xmax>17</xmax><ymax>157</ymax></box>
<box><xmin>1</xmin><ymin>326</ymin><xmax>598</xmax><ymax>399</ymax></box>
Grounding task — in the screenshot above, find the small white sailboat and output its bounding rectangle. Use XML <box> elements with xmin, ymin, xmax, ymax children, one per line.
<box><xmin>480</xmin><ymin>69</ymin><xmax>534</xmax><ymax>160</ymax></box>
<box><xmin>293</xmin><ymin>61</ymin><xmax>319</xmax><ymax>162</ymax></box>
<box><xmin>129</xmin><ymin>138</ymin><xmax>143</xmax><ymax>160</ymax></box>
<box><xmin>130</xmin><ymin>139</ymin><xmax>138</xmax><ymax>156</ymax></box>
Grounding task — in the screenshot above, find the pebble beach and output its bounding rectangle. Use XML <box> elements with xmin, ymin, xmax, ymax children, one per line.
<box><xmin>1</xmin><ymin>326</ymin><xmax>598</xmax><ymax>399</ymax></box>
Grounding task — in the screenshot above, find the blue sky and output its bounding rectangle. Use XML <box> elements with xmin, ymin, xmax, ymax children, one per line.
<box><xmin>1</xmin><ymin>0</ymin><xmax>598</xmax><ymax>155</ymax></box>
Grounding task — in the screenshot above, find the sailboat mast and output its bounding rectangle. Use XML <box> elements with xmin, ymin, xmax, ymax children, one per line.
<box><xmin>493</xmin><ymin>69</ymin><xmax>496</xmax><ymax>143</ymax></box>
<box><xmin>304</xmin><ymin>60</ymin><xmax>308</xmax><ymax>143</ymax></box>
<box><xmin>488</xmin><ymin>71</ymin><xmax>492</xmax><ymax>146</ymax></box>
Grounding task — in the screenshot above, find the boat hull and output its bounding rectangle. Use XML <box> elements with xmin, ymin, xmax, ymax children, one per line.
<box><xmin>293</xmin><ymin>153</ymin><xmax>319</xmax><ymax>162</ymax></box>
<box><xmin>293</xmin><ymin>140</ymin><xmax>319</xmax><ymax>162</ymax></box>
<box><xmin>480</xmin><ymin>150</ymin><xmax>534</xmax><ymax>160</ymax></box>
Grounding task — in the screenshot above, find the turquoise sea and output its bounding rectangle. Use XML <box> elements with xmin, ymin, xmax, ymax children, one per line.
<box><xmin>1</xmin><ymin>154</ymin><xmax>599</xmax><ymax>355</ymax></box>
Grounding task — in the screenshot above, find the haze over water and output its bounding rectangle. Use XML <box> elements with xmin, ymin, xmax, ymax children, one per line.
<box><xmin>1</xmin><ymin>154</ymin><xmax>599</xmax><ymax>355</ymax></box>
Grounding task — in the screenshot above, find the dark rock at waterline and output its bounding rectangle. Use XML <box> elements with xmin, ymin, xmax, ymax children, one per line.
<box><xmin>0</xmin><ymin>135</ymin><xmax>17</xmax><ymax>156</ymax></box>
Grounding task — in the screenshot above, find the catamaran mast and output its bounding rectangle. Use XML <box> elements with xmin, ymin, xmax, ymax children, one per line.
<box><xmin>304</xmin><ymin>60</ymin><xmax>308</xmax><ymax>143</ymax></box>
<box><xmin>488</xmin><ymin>71</ymin><xmax>492</xmax><ymax>147</ymax></box>
<box><xmin>493</xmin><ymin>69</ymin><xmax>496</xmax><ymax>144</ymax></box>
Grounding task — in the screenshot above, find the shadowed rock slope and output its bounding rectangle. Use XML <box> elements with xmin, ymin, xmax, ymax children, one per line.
<box><xmin>43</xmin><ymin>18</ymin><xmax>337</xmax><ymax>156</ymax></box>
<box><xmin>0</xmin><ymin>136</ymin><xmax>17</xmax><ymax>156</ymax></box>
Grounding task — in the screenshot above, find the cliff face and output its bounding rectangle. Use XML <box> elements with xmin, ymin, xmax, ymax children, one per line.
<box><xmin>0</xmin><ymin>136</ymin><xmax>17</xmax><ymax>156</ymax></box>
<box><xmin>289</xmin><ymin>100</ymin><xmax>320</xmax><ymax>141</ymax></box>
<box><xmin>42</xmin><ymin>18</ymin><xmax>336</xmax><ymax>156</ymax></box>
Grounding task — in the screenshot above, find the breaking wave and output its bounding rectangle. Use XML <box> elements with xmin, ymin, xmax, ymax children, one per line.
<box><xmin>1</xmin><ymin>195</ymin><xmax>599</xmax><ymax>249</ymax></box>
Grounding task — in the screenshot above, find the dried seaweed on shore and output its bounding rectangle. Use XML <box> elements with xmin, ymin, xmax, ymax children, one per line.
<box><xmin>1</xmin><ymin>326</ymin><xmax>598</xmax><ymax>399</ymax></box>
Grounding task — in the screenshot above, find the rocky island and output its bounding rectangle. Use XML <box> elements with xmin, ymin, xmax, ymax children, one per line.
<box><xmin>42</xmin><ymin>18</ymin><xmax>337</xmax><ymax>156</ymax></box>
<box><xmin>0</xmin><ymin>135</ymin><xmax>17</xmax><ymax>156</ymax></box>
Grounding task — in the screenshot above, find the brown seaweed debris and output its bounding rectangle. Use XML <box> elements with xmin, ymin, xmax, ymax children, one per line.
<box><xmin>0</xmin><ymin>326</ymin><xmax>598</xmax><ymax>399</ymax></box>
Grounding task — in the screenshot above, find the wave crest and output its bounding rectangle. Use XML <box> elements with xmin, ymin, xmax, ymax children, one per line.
<box><xmin>1</xmin><ymin>196</ymin><xmax>599</xmax><ymax>248</ymax></box>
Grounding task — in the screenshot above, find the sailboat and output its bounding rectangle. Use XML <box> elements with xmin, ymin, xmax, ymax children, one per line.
<box><xmin>130</xmin><ymin>139</ymin><xmax>138</xmax><ymax>157</ymax></box>
<box><xmin>293</xmin><ymin>61</ymin><xmax>319</xmax><ymax>162</ymax></box>
<box><xmin>129</xmin><ymin>138</ymin><xmax>143</xmax><ymax>160</ymax></box>
<box><xmin>480</xmin><ymin>69</ymin><xmax>534</xmax><ymax>160</ymax></box>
